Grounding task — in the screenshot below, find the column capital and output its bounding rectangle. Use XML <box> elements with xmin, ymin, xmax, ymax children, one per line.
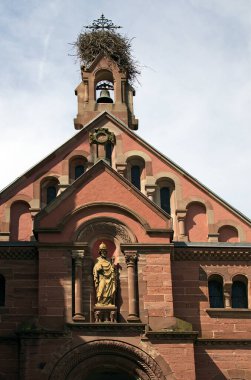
<box><xmin>145</xmin><ymin>185</ymin><xmax>157</xmax><ymax>201</ymax></box>
<box><xmin>72</xmin><ymin>250</ymin><xmax>84</xmax><ymax>265</ymax></box>
<box><xmin>124</xmin><ymin>250</ymin><xmax>138</xmax><ymax>266</ymax></box>
<box><xmin>116</xmin><ymin>163</ymin><xmax>127</xmax><ymax>177</ymax></box>
<box><xmin>176</xmin><ymin>209</ymin><xmax>187</xmax><ymax>220</ymax></box>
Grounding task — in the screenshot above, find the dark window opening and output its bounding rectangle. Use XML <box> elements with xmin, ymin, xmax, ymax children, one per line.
<box><xmin>46</xmin><ymin>186</ymin><xmax>57</xmax><ymax>205</ymax></box>
<box><xmin>131</xmin><ymin>165</ymin><xmax>141</xmax><ymax>190</ymax></box>
<box><xmin>0</xmin><ymin>275</ymin><xmax>5</xmax><ymax>306</ymax></box>
<box><xmin>160</xmin><ymin>187</ymin><xmax>171</xmax><ymax>214</ymax></box>
<box><xmin>75</xmin><ymin>165</ymin><xmax>85</xmax><ymax>180</ymax></box>
<box><xmin>232</xmin><ymin>281</ymin><xmax>248</xmax><ymax>308</ymax></box>
<box><xmin>105</xmin><ymin>142</ymin><xmax>112</xmax><ymax>164</ymax></box>
<box><xmin>208</xmin><ymin>279</ymin><xmax>224</xmax><ymax>308</ymax></box>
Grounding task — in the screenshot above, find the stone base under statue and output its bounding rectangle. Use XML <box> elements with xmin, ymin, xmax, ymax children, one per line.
<box><xmin>94</xmin><ymin>305</ymin><xmax>117</xmax><ymax>323</ymax></box>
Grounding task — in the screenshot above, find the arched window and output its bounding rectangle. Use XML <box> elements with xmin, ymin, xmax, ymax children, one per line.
<box><xmin>69</xmin><ymin>156</ymin><xmax>87</xmax><ymax>184</ymax></box>
<box><xmin>155</xmin><ymin>178</ymin><xmax>175</xmax><ymax>216</ymax></box>
<box><xmin>40</xmin><ymin>177</ymin><xmax>59</xmax><ymax>208</ymax></box>
<box><xmin>0</xmin><ymin>275</ymin><xmax>5</xmax><ymax>306</ymax></box>
<box><xmin>46</xmin><ymin>186</ymin><xmax>57</xmax><ymax>205</ymax></box>
<box><xmin>131</xmin><ymin>165</ymin><xmax>141</xmax><ymax>190</ymax></box>
<box><xmin>160</xmin><ymin>187</ymin><xmax>171</xmax><ymax>214</ymax></box>
<box><xmin>75</xmin><ymin>165</ymin><xmax>85</xmax><ymax>180</ymax></box>
<box><xmin>126</xmin><ymin>156</ymin><xmax>145</xmax><ymax>192</ymax></box>
<box><xmin>232</xmin><ymin>277</ymin><xmax>248</xmax><ymax>309</ymax></box>
<box><xmin>208</xmin><ymin>275</ymin><xmax>224</xmax><ymax>308</ymax></box>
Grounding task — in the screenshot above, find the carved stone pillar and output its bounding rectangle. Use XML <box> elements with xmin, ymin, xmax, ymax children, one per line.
<box><xmin>176</xmin><ymin>209</ymin><xmax>188</xmax><ymax>241</ymax></box>
<box><xmin>124</xmin><ymin>251</ymin><xmax>140</xmax><ymax>322</ymax></box>
<box><xmin>224</xmin><ymin>282</ymin><xmax>232</xmax><ymax>309</ymax></box>
<box><xmin>72</xmin><ymin>250</ymin><xmax>85</xmax><ymax>321</ymax></box>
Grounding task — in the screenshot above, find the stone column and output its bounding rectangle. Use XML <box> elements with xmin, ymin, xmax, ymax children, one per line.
<box><xmin>224</xmin><ymin>282</ymin><xmax>232</xmax><ymax>309</ymax></box>
<box><xmin>176</xmin><ymin>209</ymin><xmax>188</xmax><ymax>241</ymax></box>
<box><xmin>145</xmin><ymin>185</ymin><xmax>156</xmax><ymax>201</ymax></box>
<box><xmin>124</xmin><ymin>251</ymin><xmax>140</xmax><ymax>322</ymax></box>
<box><xmin>72</xmin><ymin>250</ymin><xmax>85</xmax><ymax>321</ymax></box>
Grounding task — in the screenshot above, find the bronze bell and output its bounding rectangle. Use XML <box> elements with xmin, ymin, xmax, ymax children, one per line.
<box><xmin>97</xmin><ymin>89</ymin><xmax>113</xmax><ymax>104</ymax></box>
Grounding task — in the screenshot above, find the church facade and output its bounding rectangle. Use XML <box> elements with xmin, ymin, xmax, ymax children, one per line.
<box><xmin>0</xmin><ymin>19</ymin><xmax>251</xmax><ymax>380</ymax></box>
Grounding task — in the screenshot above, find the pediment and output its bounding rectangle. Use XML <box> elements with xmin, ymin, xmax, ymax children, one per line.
<box><xmin>34</xmin><ymin>160</ymin><xmax>172</xmax><ymax>241</ymax></box>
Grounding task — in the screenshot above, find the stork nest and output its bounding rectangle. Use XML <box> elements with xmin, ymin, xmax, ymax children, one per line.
<box><xmin>74</xmin><ymin>30</ymin><xmax>140</xmax><ymax>84</ymax></box>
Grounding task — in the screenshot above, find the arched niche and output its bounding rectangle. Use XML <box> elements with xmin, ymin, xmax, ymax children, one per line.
<box><xmin>218</xmin><ymin>225</ymin><xmax>239</xmax><ymax>243</ymax></box>
<box><xmin>185</xmin><ymin>202</ymin><xmax>208</xmax><ymax>242</ymax></box>
<box><xmin>74</xmin><ymin>218</ymin><xmax>136</xmax><ymax>322</ymax></box>
<box><xmin>48</xmin><ymin>340</ymin><xmax>174</xmax><ymax>380</ymax></box>
<box><xmin>95</xmin><ymin>69</ymin><xmax>114</xmax><ymax>103</ymax></box>
<box><xmin>75</xmin><ymin>217</ymin><xmax>136</xmax><ymax>246</ymax></box>
<box><xmin>10</xmin><ymin>201</ymin><xmax>32</xmax><ymax>241</ymax></box>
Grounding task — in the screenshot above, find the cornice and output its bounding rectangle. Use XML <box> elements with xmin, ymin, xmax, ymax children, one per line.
<box><xmin>16</xmin><ymin>329</ymin><xmax>70</xmax><ymax>339</ymax></box>
<box><xmin>146</xmin><ymin>331</ymin><xmax>198</xmax><ymax>341</ymax></box>
<box><xmin>172</xmin><ymin>246</ymin><xmax>251</xmax><ymax>261</ymax></box>
<box><xmin>197</xmin><ymin>338</ymin><xmax>251</xmax><ymax>347</ymax></box>
<box><xmin>206</xmin><ymin>308</ymin><xmax>251</xmax><ymax>318</ymax></box>
<box><xmin>121</xmin><ymin>243</ymin><xmax>173</xmax><ymax>254</ymax></box>
<box><xmin>0</xmin><ymin>246</ymin><xmax>37</xmax><ymax>260</ymax></box>
<box><xmin>67</xmin><ymin>322</ymin><xmax>146</xmax><ymax>333</ymax></box>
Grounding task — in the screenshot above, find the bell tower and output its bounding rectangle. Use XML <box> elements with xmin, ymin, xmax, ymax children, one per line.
<box><xmin>74</xmin><ymin>15</ymin><xmax>138</xmax><ymax>131</ymax></box>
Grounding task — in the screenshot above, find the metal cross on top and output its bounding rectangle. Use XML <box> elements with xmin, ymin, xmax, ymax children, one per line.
<box><xmin>84</xmin><ymin>14</ymin><xmax>122</xmax><ymax>31</ymax></box>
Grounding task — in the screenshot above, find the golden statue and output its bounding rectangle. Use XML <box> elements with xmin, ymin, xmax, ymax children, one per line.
<box><xmin>93</xmin><ymin>242</ymin><xmax>116</xmax><ymax>306</ymax></box>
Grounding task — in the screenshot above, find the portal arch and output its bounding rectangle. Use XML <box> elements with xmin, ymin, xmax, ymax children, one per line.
<box><xmin>49</xmin><ymin>340</ymin><xmax>174</xmax><ymax>380</ymax></box>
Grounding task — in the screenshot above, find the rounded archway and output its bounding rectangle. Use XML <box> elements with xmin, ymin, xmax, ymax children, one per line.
<box><xmin>49</xmin><ymin>340</ymin><xmax>173</xmax><ymax>380</ymax></box>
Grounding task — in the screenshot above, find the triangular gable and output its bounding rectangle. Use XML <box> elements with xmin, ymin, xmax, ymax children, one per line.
<box><xmin>34</xmin><ymin>160</ymin><xmax>172</xmax><ymax>234</ymax></box>
<box><xmin>1</xmin><ymin>110</ymin><xmax>250</xmax><ymax>226</ymax></box>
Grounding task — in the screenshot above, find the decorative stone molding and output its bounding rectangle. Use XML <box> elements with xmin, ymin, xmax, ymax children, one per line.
<box><xmin>94</xmin><ymin>305</ymin><xmax>117</xmax><ymax>323</ymax></box>
<box><xmin>0</xmin><ymin>246</ymin><xmax>37</xmax><ymax>260</ymax></box>
<box><xmin>67</xmin><ymin>322</ymin><xmax>145</xmax><ymax>332</ymax></box>
<box><xmin>76</xmin><ymin>219</ymin><xmax>135</xmax><ymax>244</ymax></box>
<box><xmin>172</xmin><ymin>247</ymin><xmax>251</xmax><ymax>261</ymax></box>
<box><xmin>89</xmin><ymin>127</ymin><xmax>116</xmax><ymax>145</ymax></box>
<box><xmin>146</xmin><ymin>331</ymin><xmax>198</xmax><ymax>341</ymax></box>
<box><xmin>48</xmin><ymin>340</ymin><xmax>172</xmax><ymax>380</ymax></box>
<box><xmin>197</xmin><ymin>338</ymin><xmax>251</xmax><ymax>346</ymax></box>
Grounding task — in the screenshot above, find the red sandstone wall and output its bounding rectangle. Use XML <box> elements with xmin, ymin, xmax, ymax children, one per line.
<box><xmin>195</xmin><ymin>346</ymin><xmax>251</xmax><ymax>379</ymax></box>
<box><xmin>172</xmin><ymin>260</ymin><xmax>251</xmax><ymax>338</ymax></box>
<box><xmin>0</xmin><ymin>259</ymin><xmax>38</xmax><ymax>336</ymax></box>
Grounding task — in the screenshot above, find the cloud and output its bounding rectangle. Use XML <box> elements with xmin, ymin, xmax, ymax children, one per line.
<box><xmin>0</xmin><ymin>0</ymin><xmax>250</xmax><ymax>218</ymax></box>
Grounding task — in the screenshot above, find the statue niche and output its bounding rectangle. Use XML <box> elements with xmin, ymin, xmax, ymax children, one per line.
<box><xmin>93</xmin><ymin>242</ymin><xmax>117</xmax><ymax>322</ymax></box>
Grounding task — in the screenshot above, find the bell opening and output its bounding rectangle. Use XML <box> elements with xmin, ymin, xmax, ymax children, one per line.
<box><xmin>96</xmin><ymin>80</ymin><xmax>114</xmax><ymax>104</ymax></box>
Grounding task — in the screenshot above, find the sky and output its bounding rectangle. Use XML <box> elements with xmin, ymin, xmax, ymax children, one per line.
<box><xmin>0</xmin><ymin>0</ymin><xmax>250</xmax><ymax>218</ymax></box>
